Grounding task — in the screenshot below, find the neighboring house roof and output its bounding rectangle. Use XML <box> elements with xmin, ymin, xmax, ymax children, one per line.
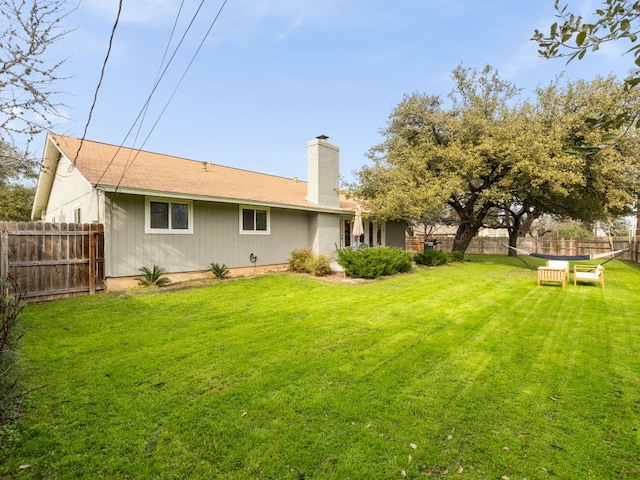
<box><xmin>33</xmin><ymin>134</ymin><xmax>357</xmax><ymax>218</ymax></box>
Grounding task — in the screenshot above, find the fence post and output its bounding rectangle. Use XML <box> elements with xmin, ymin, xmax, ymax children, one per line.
<box><xmin>1</xmin><ymin>230</ymin><xmax>7</xmax><ymax>281</ymax></box>
<box><xmin>89</xmin><ymin>224</ymin><xmax>96</xmax><ymax>295</ymax></box>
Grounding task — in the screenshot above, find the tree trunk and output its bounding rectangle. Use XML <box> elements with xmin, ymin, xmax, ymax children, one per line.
<box><xmin>452</xmin><ymin>222</ymin><xmax>481</xmax><ymax>253</ymax></box>
<box><xmin>507</xmin><ymin>218</ymin><xmax>520</xmax><ymax>256</ymax></box>
<box><xmin>518</xmin><ymin>211</ymin><xmax>538</xmax><ymax>237</ymax></box>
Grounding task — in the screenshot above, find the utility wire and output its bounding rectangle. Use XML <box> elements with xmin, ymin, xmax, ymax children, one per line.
<box><xmin>116</xmin><ymin>0</ymin><xmax>230</xmax><ymax>188</ymax></box>
<box><xmin>131</xmin><ymin>0</ymin><xmax>186</xmax><ymax>149</ymax></box>
<box><xmin>94</xmin><ymin>0</ymin><xmax>209</xmax><ymax>186</ymax></box>
<box><xmin>72</xmin><ymin>0</ymin><xmax>123</xmax><ymax>166</ymax></box>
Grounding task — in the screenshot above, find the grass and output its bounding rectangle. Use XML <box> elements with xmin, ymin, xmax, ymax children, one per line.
<box><xmin>2</xmin><ymin>255</ymin><xmax>640</xmax><ymax>479</ymax></box>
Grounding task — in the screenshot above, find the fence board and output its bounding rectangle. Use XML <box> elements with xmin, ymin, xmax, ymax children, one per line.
<box><xmin>408</xmin><ymin>234</ymin><xmax>634</xmax><ymax>262</ymax></box>
<box><xmin>0</xmin><ymin>222</ymin><xmax>105</xmax><ymax>302</ymax></box>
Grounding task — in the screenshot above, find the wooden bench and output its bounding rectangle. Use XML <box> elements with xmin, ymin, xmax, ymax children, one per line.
<box><xmin>537</xmin><ymin>266</ymin><xmax>567</xmax><ymax>288</ymax></box>
<box><xmin>574</xmin><ymin>264</ymin><xmax>605</xmax><ymax>288</ymax></box>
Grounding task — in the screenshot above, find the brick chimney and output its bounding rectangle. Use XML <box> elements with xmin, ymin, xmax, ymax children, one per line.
<box><xmin>306</xmin><ymin>135</ymin><xmax>340</xmax><ymax>208</ymax></box>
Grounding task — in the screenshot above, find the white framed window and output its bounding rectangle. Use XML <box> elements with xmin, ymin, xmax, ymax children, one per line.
<box><xmin>72</xmin><ymin>205</ymin><xmax>81</xmax><ymax>223</ymax></box>
<box><xmin>239</xmin><ymin>205</ymin><xmax>270</xmax><ymax>235</ymax></box>
<box><xmin>145</xmin><ymin>197</ymin><xmax>193</xmax><ymax>234</ymax></box>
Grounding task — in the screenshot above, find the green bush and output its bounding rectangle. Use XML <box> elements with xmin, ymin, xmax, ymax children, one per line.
<box><xmin>308</xmin><ymin>254</ymin><xmax>332</xmax><ymax>276</ymax></box>
<box><xmin>446</xmin><ymin>251</ymin><xmax>464</xmax><ymax>263</ymax></box>
<box><xmin>288</xmin><ymin>248</ymin><xmax>332</xmax><ymax>276</ymax></box>
<box><xmin>554</xmin><ymin>225</ymin><xmax>593</xmax><ymax>238</ymax></box>
<box><xmin>288</xmin><ymin>248</ymin><xmax>314</xmax><ymax>273</ymax></box>
<box><xmin>337</xmin><ymin>247</ymin><xmax>413</xmax><ymax>279</ymax></box>
<box><xmin>414</xmin><ymin>249</ymin><xmax>448</xmax><ymax>266</ymax></box>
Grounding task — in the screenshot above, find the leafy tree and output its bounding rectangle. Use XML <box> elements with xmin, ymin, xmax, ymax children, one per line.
<box><xmin>0</xmin><ymin>184</ymin><xmax>35</xmax><ymax>221</ymax></box>
<box><xmin>533</xmin><ymin>0</ymin><xmax>640</xmax><ymax>130</ymax></box>
<box><xmin>499</xmin><ymin>76</ymin><xmax>640</xmax><ymax>250</ymax></box>
<box><xmin>351</xmin><ymin>66</ymin><xmax>569</xmax><ymax>253</ymax></box>
<box><xmin>0</xmin><ymin>0</ymin><xmax>73</xmax><ymax>150</ymax></box>
<box><xmin>0</xmin><ymin>141</ymin><xmax>36</xmax><ymax>221</ymax></box>
<box><xmin>533</xmin><ymin>1</ymin><xmax>640</xmax><ymax>66</ymax></box>
<box><xmin>349</xmin><ymin>67</ymin><xmax>640</xmax><ymax>254</ymax></box>
<box><xmin>545</xmin><ymin>76</ymin><xmax>639</xmax><ymax>210</ymax></box>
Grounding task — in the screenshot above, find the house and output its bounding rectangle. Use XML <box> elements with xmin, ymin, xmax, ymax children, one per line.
<box><xmin>31</xmin><ymin>134</ymin><xmax>407</xmax><ymax>290</ymax></box>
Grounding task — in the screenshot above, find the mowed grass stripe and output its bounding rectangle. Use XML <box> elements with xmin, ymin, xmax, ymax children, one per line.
<box><xmin>3</xmin><ymin>256</ymin><xmax>640</xmax><ymax>478</ymax></box>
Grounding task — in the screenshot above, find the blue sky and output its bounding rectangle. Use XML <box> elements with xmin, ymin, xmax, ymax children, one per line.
<box><xmin>47</xmin><ymin>0</ymin><xmax>632</xmax><ymax>183</ymax></box>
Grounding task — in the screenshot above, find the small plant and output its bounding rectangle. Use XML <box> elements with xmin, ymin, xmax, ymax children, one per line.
<box><xmin>211</xmin><ymin>263</ymin><xmax>230</xmax><ymax>279</ymax></box>
<box><xmin>414</xmin><ymin>249</ymin><xmax>448</xmax><ymax>267</ymax></box>
<box><xmin>288</xmin><ymin>248</ymin><xmax>332</xmax><ymax>276</ymax></box>
<box><xmin>138</xmin><ymin>265</ymin><xmax>171</xmax><ymax>287</ymax></box>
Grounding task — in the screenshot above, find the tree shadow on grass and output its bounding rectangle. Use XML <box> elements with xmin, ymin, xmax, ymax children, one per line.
<box><xmin>463</xmin><ymin>254</ymin><xmax>544</xmax><ymax>270</ymax></box>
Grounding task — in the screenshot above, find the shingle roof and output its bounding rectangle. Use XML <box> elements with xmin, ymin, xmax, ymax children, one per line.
<box><xmin>49</xmin><ymin>134</ymin><xmax>356</xmax><ymax>212</ymax></box>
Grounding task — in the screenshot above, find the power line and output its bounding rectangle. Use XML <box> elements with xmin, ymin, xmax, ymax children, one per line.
<box><xmin>71</xmin><ymin>0</ymin><xmax>123</xmax><ymax>166</ymax></box>
<box><xmin>131</xmin><ymin>0</ymin><xmax>186</xmax><ymax>149</ymax></box>
<box><xmin>95</xmin><ymin>0</ymin><xmax>209</xmax><ymax>186</ymax></box>
<box><xmin>116</xmin><ymin>0</ymin><xmax>230</xmax><ymax>188</ymax></box>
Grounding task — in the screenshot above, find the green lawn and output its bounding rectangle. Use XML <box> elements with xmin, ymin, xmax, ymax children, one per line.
<box><xmin>3</xmin><ymin>255</ymin><xmax>640</xmax><ymax>479</ymax></box>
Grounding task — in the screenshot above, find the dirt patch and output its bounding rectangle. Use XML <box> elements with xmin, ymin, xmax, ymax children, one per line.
<box><xmin>293</xmin><ymin>271</ymin><xmax>372</xmax><ymax>284</ymax></box>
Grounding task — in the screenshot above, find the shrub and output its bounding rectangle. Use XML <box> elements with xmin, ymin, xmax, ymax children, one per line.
<box><xmin>138</xmin><ymin>265</ymin><xmax>171</xmax><ymax>287</ymax></box>
<box><xmin>288</xmin><ymin>249</ymin><xmax>332</xmax><ymax>276</ymax></box>
<box><xmin>307</xmin><ymin>254</ymin><xmax>332</xmax><ymax>276</ymax></box>
<box><xmin>0</xmin><ymin>277</ymin><xmax>25</xmax><ymax>438</ymax></box>
<box><xmin>337</xmin><ymin>247</ymin><xmax>412</xmax><ymax>279</ymax></box>
<box><xmin>288</xmin><ymin>248</ymin><xmax>314</xmax><ymax>273</ymax></box>
<box><xmin>447</xmin><ymin>251</ymin><xmax>464</xmax><ymax>263</ymax></box>
<box><xmin>414</xmin><ymin>249</ymin><xmax>448</xmax><ymax>266</ymax></box>
<box><xmin>211</xmin><ymin>263</ymin><xmax>230</xmax><ymax>279</ymax></box>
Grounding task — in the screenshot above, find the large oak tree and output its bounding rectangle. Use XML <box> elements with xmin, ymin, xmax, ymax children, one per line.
<box><xmin>349</xmin><ymin>66</ymin><xmax>640</xmax><ymax>253</ymax></box>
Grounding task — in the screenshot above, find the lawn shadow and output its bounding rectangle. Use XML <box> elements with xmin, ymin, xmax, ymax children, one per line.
<box><xmin>463</xmin><ymin>254</ymin><xmax>544</xmax><ymax>270</ymax></box>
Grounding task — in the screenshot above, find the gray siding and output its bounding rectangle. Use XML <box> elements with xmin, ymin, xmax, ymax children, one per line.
<box><xmin>105</xmin><ymin>194</ymin><xmax>311</xmax><ymax>277</ymax></box>
<box><xmin>385</xmin><ymin>220</ymin><xmax>408</xmax><ymax>249</ymax></box>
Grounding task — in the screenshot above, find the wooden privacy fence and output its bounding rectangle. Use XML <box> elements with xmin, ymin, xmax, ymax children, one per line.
<box><xmin>407</xmin><ymin>234</ymin><xmax>635</xmax><ymax>261</ymax></box>
<box><xmin>0</xmin><ymin>222</ymin><xmax>105</xmax><ymax>302</ymax></box>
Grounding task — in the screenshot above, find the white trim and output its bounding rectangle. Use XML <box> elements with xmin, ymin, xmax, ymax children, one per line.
<box><xmin>144</xmin><ymin>196</ymin><xmax>194</xmax><ymax>234</ymax></box>
<box><xmin>98</xmin><ymin>185</ymin><xmax>350</xmax><ymax>214</ymax></box>
<box><xmin>239</xmin><ymin>205</ymin><xmax>270</xmax><ymax>235</ymax></box>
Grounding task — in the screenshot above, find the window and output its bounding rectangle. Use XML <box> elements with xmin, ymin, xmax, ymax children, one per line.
<box><xmin>240</xmin><ymin>206</ymin><xmax>270</xmax><ymax>234</ymax></box>
<box><xmin>145</xmin><ymin>197</ymin><xmax>193</xmax><ymax>234</ymax></box>
<box><xmin>73</xmin><ymin>205</ymin><xmax>81</xmax><ymax>223</ymax></box>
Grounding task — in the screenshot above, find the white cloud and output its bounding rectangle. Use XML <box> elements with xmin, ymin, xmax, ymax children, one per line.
<box><xmin>210</xmin><ymin>0</ymin><xmax>367</xmax><ymax>44</ymax></box>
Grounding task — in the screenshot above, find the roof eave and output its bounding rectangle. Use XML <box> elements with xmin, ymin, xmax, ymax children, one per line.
<box><xmin>97</xmin><ymin>185</ymin><xmax>351</xmax><ymax>214</ymax></box>
<box><xmin>31</xmin><ymin>134</ymin><xmax>62</xmax><ymax>220</ymax></box>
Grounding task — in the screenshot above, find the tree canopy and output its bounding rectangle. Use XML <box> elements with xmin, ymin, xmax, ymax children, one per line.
<box><xmin>0</xmin><ymin>0</ymin><xmax>72</xmax><ymax>149</ymax></box>
<box><xmin>348</xmin><ymin>65</ymin><xmax>640</xmax><ymax>253</ymax></box>
<box><xmin>533</xmin><ymin>0</ymin><xmax>640</xmax><ymax>130</ymax></box>
<box><xmin>0</xmin><ymin>0</ymin><xmax>72</xmax><ymax>220</ymax></box>
<box><xmin>0</xmin><ymin>141</ymin><xmax>36</xmax><ymax>221</ymax></box>
<box><xmin>533</xmin><ymin>0</ymin><xmax>640</xmax><ymax>71</ymax></box>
